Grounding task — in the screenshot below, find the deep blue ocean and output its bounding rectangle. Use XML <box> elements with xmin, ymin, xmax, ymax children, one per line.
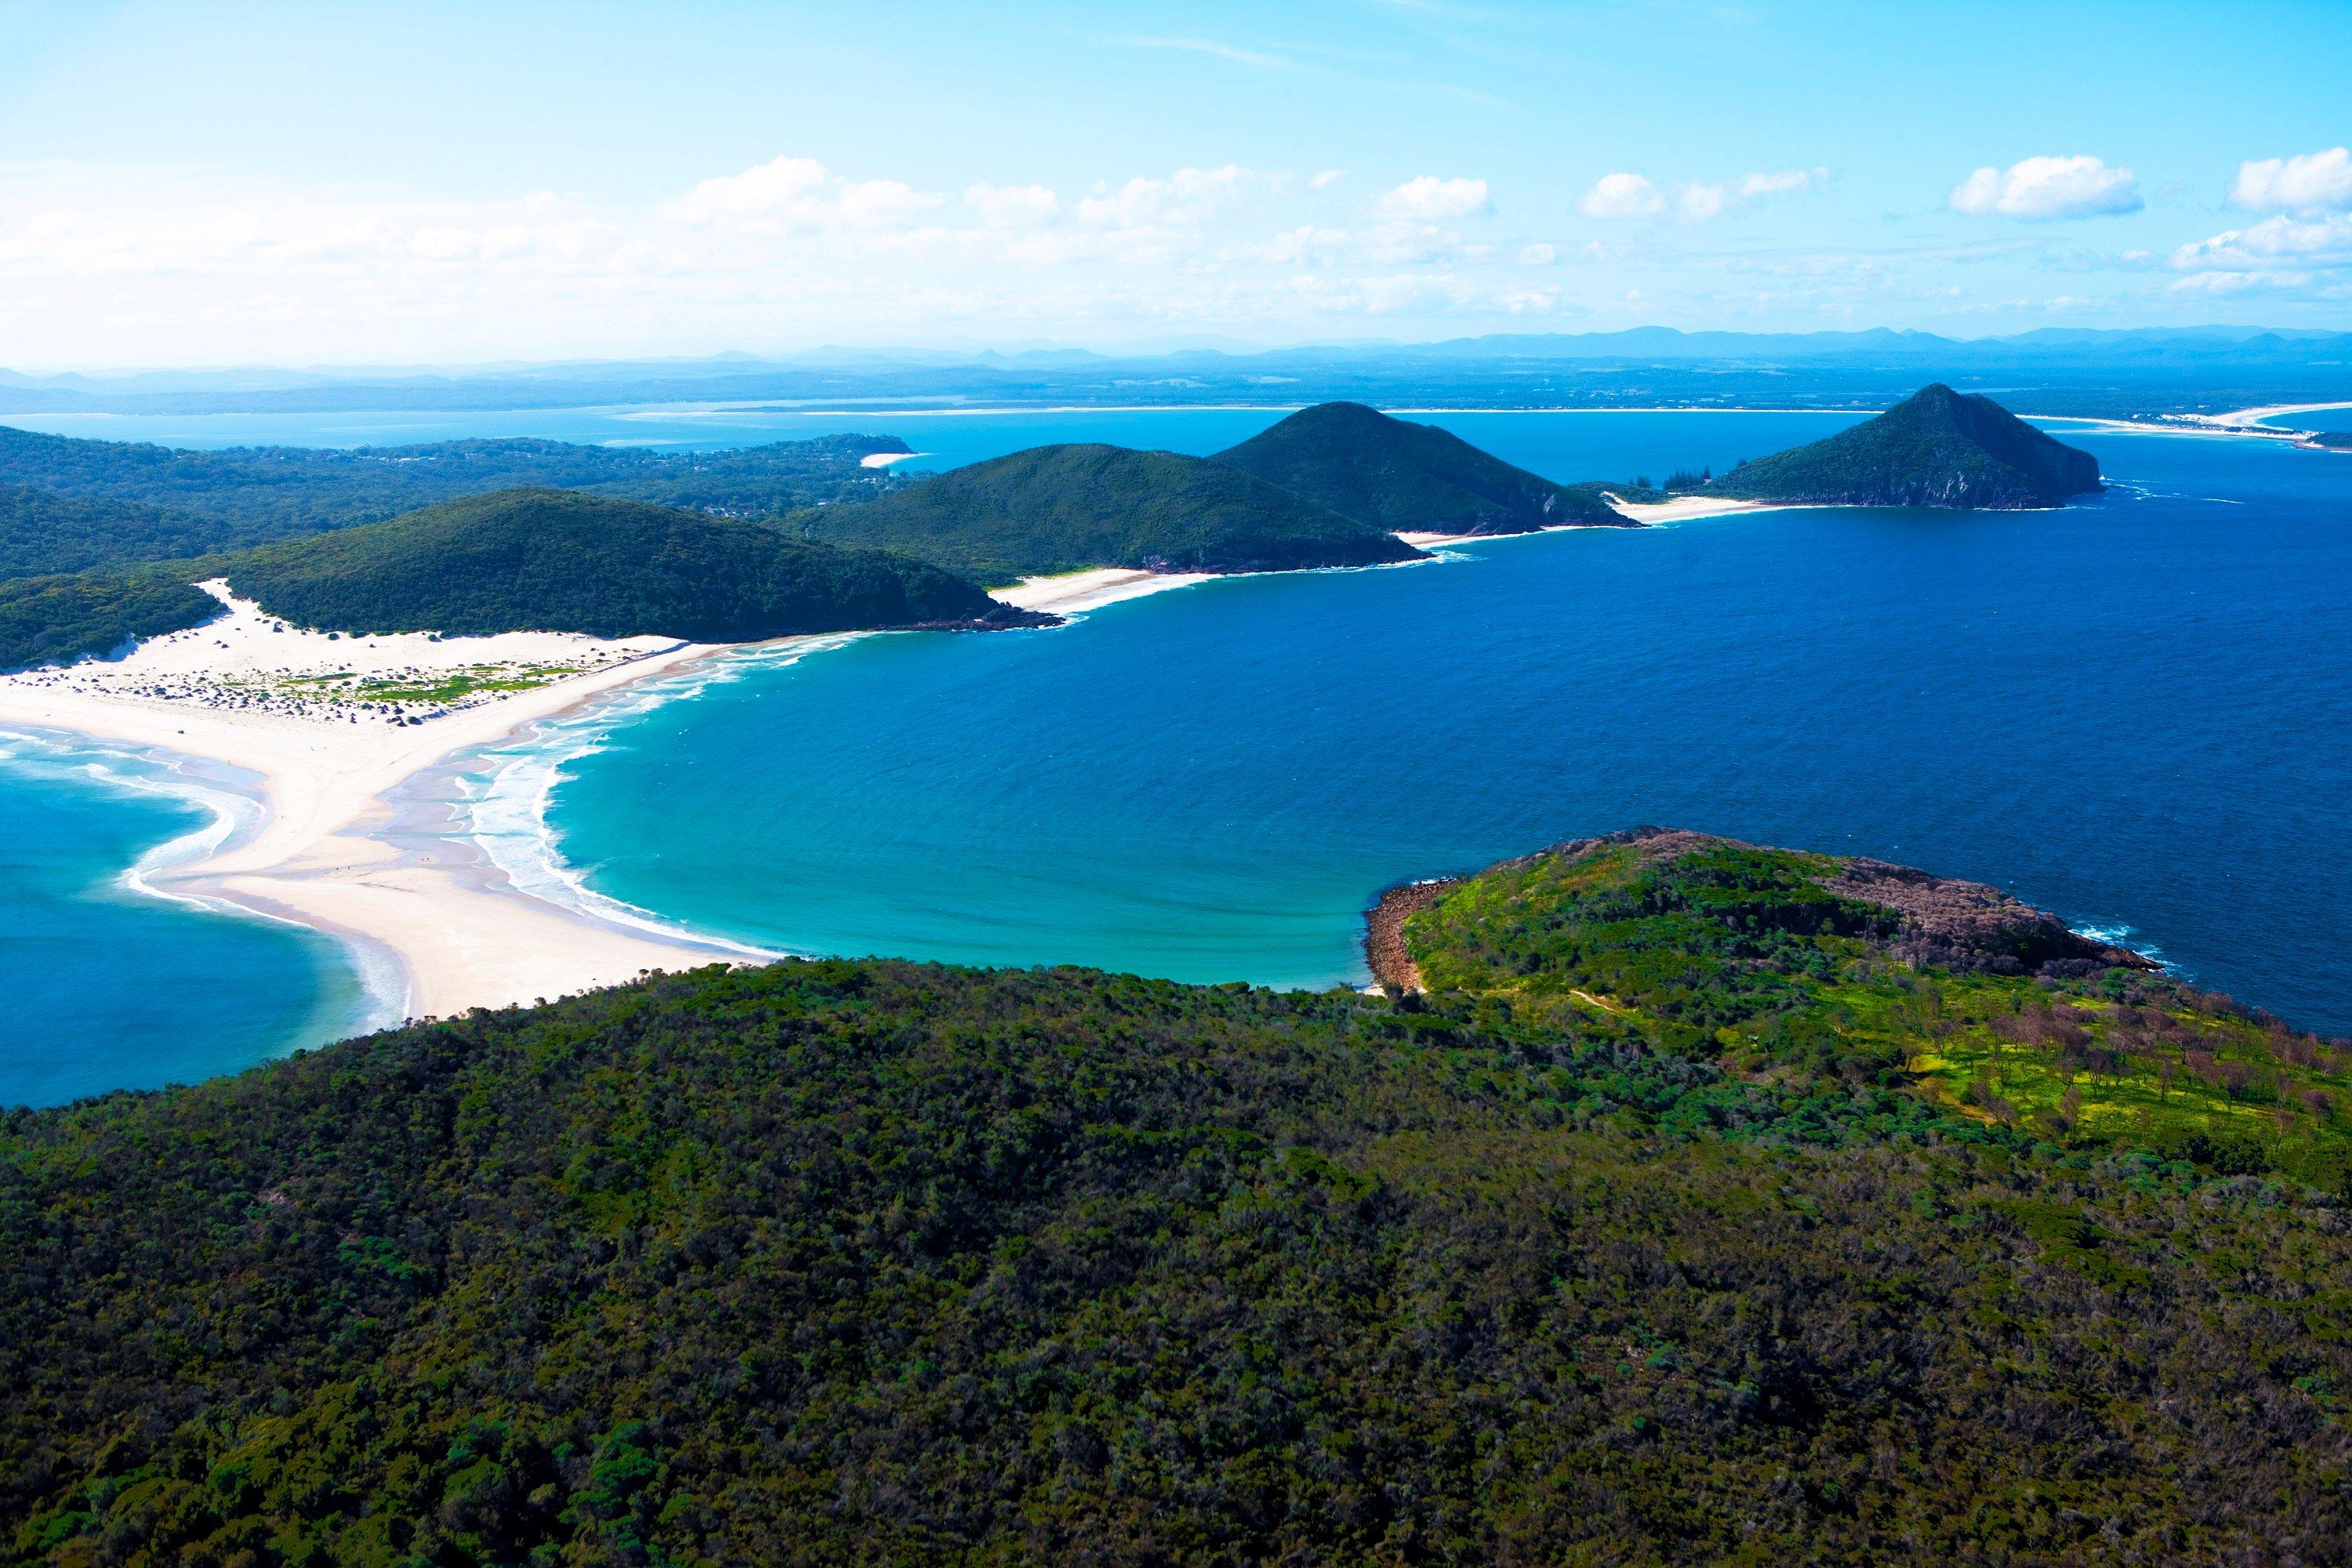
<box><xmin>3</xmin><ymin>405</ymin><xmax>2347</xmax><ymax>1105</ymax></box>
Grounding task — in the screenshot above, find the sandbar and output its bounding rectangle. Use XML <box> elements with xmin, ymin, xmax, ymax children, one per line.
<box><xmin>990</xmin><ymin>567</ymin><xmax>1217</xmax><ymax>615</ymax></box>
<box><xmin>0</xmin><ymin>583</ymin><xmax>760</xmax><ymax>1026</ymax></box>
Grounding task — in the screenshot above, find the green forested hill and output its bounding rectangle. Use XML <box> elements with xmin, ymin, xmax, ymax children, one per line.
<box><xmin>0</xmin><ymin>484</ymin><xmax>234</xmax><ymax>579</ymax></box>
<box><xmin>1705</xmin><ymin>383</ymin><xmax>2103</xmax><ymax>507</ymax></box>
<box><xmin>0</xmin><ymin>426</ymin><xmax>911</xmax><ymax>538</ymax></box>
<box><xmin>6</xmin><ymin>829</ymin><xmax>2352</xmax><ymax>1564</ymax></box>
<box><xmin>221</xmin><ymin>488</ymin><xmax>1023</xmax><ymax>641</ymax></box>
<box><xmin>1214</xmin><ymin>401</ymin><xmax>1630</xmax><ymax>534</ymax></box>
<box><xmin>798</xmin><ymin>443</ymin><xmax>1425</xmax><ymax>582</ymax></box>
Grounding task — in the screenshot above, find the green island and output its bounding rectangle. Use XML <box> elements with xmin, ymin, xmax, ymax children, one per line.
<box><xmin>8</xmin><ymin>826</ymin><xmax>2352</xmax><ymax>1565</ymax></box>
<box><xmin>794</xmin><ymin>442</ymin><xmax>1425</xmax><ymax>583</ymax></box>
<box><xmin>1211</xmin><ymin>401</ymin><xmax>1632</xmax><ymax>535</ymax></box>
<box><xmin>1705</xmin><ymin>383</ymin><xmax>2103</xmax><ymax>508</ymax></box>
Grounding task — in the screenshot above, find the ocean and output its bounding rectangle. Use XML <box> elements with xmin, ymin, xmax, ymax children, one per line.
<box><xmin>3</xmin><ymin>406</ymin><xmax>2347</xmax><ymax>1105</ymax></box>
<box><xmin>0</xmin><ymin>735</ymin><xmax>365</xmax><ymax>1105</ymax></box>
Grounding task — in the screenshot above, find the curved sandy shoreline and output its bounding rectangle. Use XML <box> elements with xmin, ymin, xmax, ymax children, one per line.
<box><xmin>0</xmin><ymin>568</ymin><xmax>1212</xmax><ymax>1029</ymax></box>
<box><xmin>0</xmin><ymin>620</ymin><xmax>757</xmax><ymax>1024</ymax></box>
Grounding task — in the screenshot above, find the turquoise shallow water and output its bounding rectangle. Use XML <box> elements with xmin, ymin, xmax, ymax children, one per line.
<box><xmin>2</xmin><ymin>406</ymin><xmax>2347</xmax><ymax>1105</ymax></box>
<box><xmin>0</xmin><ymin>738</ymin><xmax>363</xmax><ymax>1105</ymax></box>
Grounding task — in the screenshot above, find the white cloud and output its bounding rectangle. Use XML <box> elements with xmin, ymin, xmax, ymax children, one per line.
<box><xmin>1675</xmin><ymin>183</ymin><xmax>1730</xmax><ymax>223</ymax></box>
<box><xmin>1249</xmin><ymin>225</ymin><xmax>1355</xmax><ymax>265</ymax></box>
<box><xmin>1589</xmin><ymin>167</ymin><xmax>1820</xmax><ymax>224</ymax></box>
<box><xmin>1737</xmin><ymin>169</ymin><xmax>1816</xmax><ymax>200</ymax></box>
<box><xmin>2230</xmin><ymin>147</ymin><xmax>2352</xmax><ymax>213</ymax></box>
<box><xmin>1077</xmin><ymin>165</ymin><xmax>1252</xmax><ymax>228</ymax></box>
<box><xmin>1516</xmin><ymin>242</ymin><xmax>1557</xmax><ymax>266</ymax></box>
<box><xmin>2172</xmin><ymin>212</ymin><xmax>2352</xmax><ymax>270</ymax></box>
<box><xmin>1578</xmin><ymin>172</ymin><xmax>1664</xmax><ymax>218</ymax></box>
<box><xmin>662</xmin><ymin>155</ymin><xmax>942</xmax><ymax>231</ymax></box>
<box><xmin>1374</xmin><ymin>175</ymin><xmax>1492</xmax><ymax>221</ymax></box>
<box><xmin>1310</xmin><ymin>169</ymin><xmax>1346</xmax><ymax>190</ymax></box>
<box><xmin>964</xmin><ymin>182</ymin><xmax>1060</xmax><ymax>229</ymax></box>
<box><xmin>1948</xmin><ymin>156</ymin><xmax>2140</xmax><ymax>220</ymax></box>
<box><xmin>2168</xmin><ymin>268</ymin><xmax>2318</xmax><ymax>296</ymax></box>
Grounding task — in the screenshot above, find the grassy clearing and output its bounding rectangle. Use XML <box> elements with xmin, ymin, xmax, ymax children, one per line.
<box><xmin>272</xmin><ymin>662</ymin><xmax>585</xmax><ymax>706</ymax></box>
<box><xmin>1406</xmin><ymin>833</ymin><xmax>2352</xmax><ymax>1186</ymax></box>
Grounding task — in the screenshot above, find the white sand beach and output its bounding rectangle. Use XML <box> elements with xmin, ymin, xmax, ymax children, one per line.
<box><xmin>2188</xmin><ymin>401</ymin><xmax>2352</xmax><ymax>430</ymax></box>
<box><xmin>1395</xmin><ymin>493</ymin><xmax>1791</xmax><ymax>547</ymax></box>
<box><xmin>990</xmin><ymin>567</ymin><xmax>1216</xmax><ymax>615</ymax></box>
<box><xmin>1606</xmin><ymin>495</ymin><xmax>1794</xmax><ymax>524</ymax></box>
<box><xmin>0</xmin><ymin>583</ymin><xmax>759</xmax><ymax>1025</ymax></box>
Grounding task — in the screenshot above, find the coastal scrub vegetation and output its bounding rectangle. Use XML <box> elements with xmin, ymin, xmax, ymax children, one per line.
<box><xmin>1212</xmin><ymin>401</ymin><xmax>1632</xmax><ymax>535</ymax></box>
<box><xmin>1399</xmin><ymin>829</ymin><xmax>2352</xmax><ymax>1186</ymax></box>
<box><xmin>7</xmin><ymin>829</ymin><xmax>2352</xmax><ymax>1563</ymax></box>
<box><xmin>796</xmin><ymin>442</ymin><xmax>1425</xmax><ymax>582</ymax></box>
<box><xmin>219</xmin><ymin>488</ymin><xmax>1030</xmax><ymax>641</ymax></box>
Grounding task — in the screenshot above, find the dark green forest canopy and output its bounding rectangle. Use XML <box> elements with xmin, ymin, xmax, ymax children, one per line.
<box><xmin>1704</xmin><ymin>383</ymin><xmax>2103</xmax><ymax>508</ymax></box>
<box><xmin>0</xmin><ymin>484</ymin><xmax>235</xmax><ymax>580</ymax></box>
<box><xmin>0</xmin><ymin>425</ymin><xmax>913</xmax><ymax>539</ymax></box>
<box><xmin>796</xmin><ymin>442</ymin><xmax>1425</xmax><ymax>582</ymax></box>
<box><xmin>6</xmin><ymin>829</ymin><xmax>2352</xmax><ymax>1564</ymax></box>
<box><xmin>1214</xmin><ymin>401</ymin><xmax>1630</xmax><ymax>535</ymax></box>
<box><xmin>216</xmin><ymin>488</ymin><xmax>1025</xmax><ymax>641</ymax></box>
<box><xmin>0</xmin><ymin>569</ymin><xmax>220</xmax><ymax>672</ymax></box>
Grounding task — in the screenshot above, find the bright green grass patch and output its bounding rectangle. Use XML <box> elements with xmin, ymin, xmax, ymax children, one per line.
<box><xmin>277</xmin><ymin>662</ymin><xmax>583</xmax><ymax>706</ymax></box>
<box><xmin>1406</xmin><ymin>833</ymin><xmax>2352</xmax><ymax>1186</ymax></box>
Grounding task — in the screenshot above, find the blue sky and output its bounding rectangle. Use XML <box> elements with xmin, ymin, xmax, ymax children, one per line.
<box><xmin>4</xmin><ymin>0</ymin><xmax>2349</xmax><ymax>365</ymax></box>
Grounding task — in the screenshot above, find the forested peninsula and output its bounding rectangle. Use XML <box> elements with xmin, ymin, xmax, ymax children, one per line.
<box><xmin>219</xmin><ymin>488</ymin><xmax>1033</xmax><ymax>641</ymax></box>
<box><xmin>794</xmin><ymin>442</ymin><xmax>1425</xmax><ymax>581</ymax></box>
<box><xmin>6</xmin><ymin>827</ymin><xmax>2352</xmax><ymax>1564</ymax></box>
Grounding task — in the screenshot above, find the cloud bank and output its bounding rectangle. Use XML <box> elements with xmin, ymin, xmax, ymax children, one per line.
<box><xmin>2230</xmin><ymin>147</ymin><xmax>2352</xmax><ymax>214</ymax></box>
<box><xmin>1949</xmin><ymin>156</ymin><xmax>2141</xmax><ymax>220</ymax></box>
<box><xmin>1579</xmin><ymin>168</ymin><xmax>1820</xmax><ymax>222</ymax></box>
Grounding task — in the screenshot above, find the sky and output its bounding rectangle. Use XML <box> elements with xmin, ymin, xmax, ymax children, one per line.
<box><xmin>2</xmin><ymin>0</ymin><xmax>2349</xmax><ymax>368</ymax></box>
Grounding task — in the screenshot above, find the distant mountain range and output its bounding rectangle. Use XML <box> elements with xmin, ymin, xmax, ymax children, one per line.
<box><xmin>4</xmin><ymin>327</ymin><xmax>2349</xmax><ymax>419</ymax></box>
